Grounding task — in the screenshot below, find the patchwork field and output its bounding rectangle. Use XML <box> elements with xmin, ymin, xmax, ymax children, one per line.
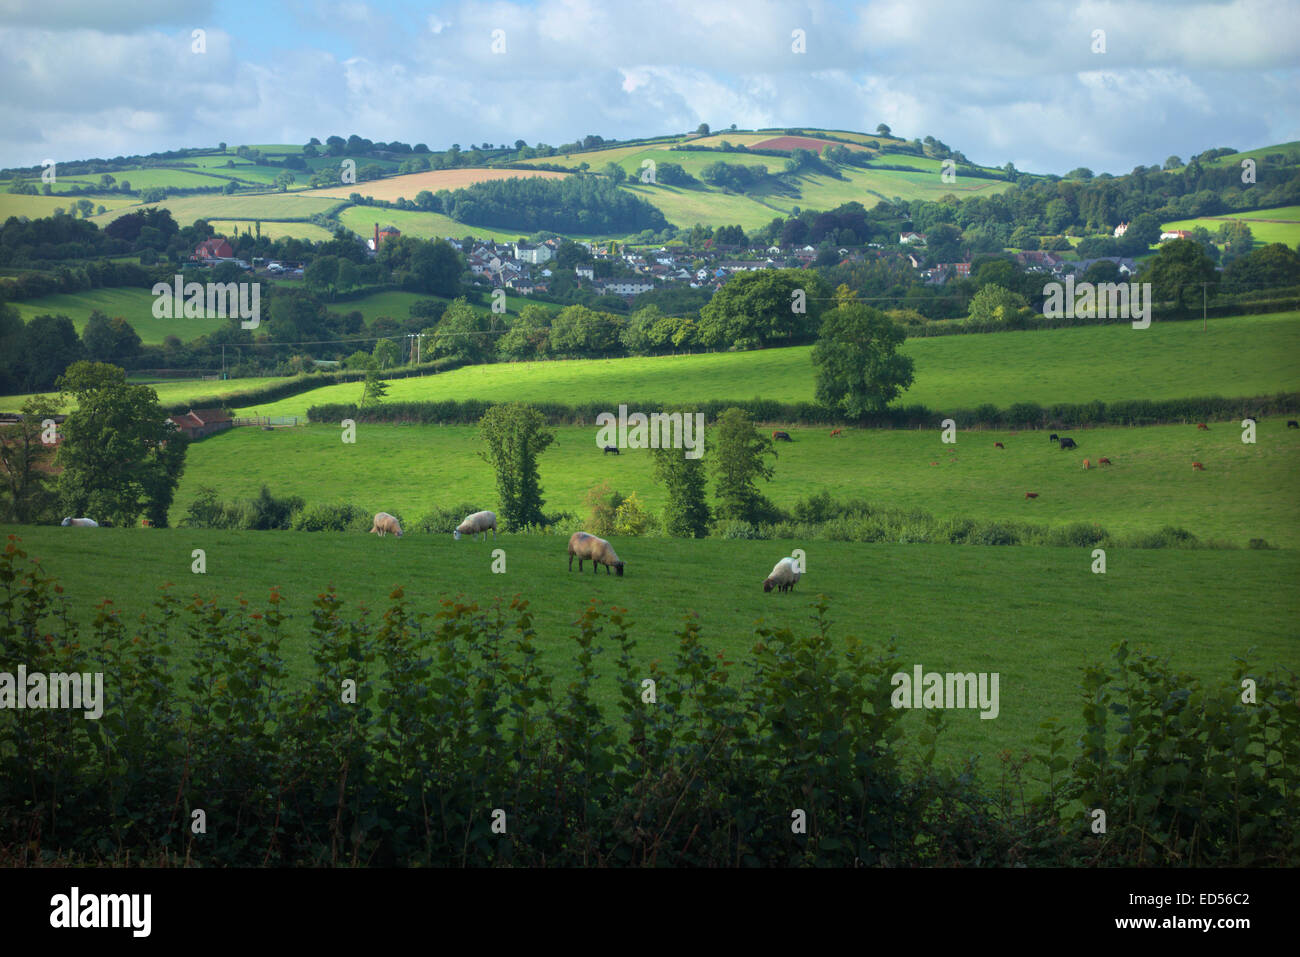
<box><xmin>228</xmin><ymin>312</ymin><xmax>1300</xmax><ymax>419</ymax></box>
<box><xmin>0</xmin><ymin>194</ymin><xmax>138</xmax><ymax>220</ymax></box>
<box><xmin>89</xmin><ymin>194</ymin><xmax>343</xmax><ymax>227</ymax></box>
<box><xmin>172</xmin><ymin>417</ymin><xmax>1300</xmax><ymax>547</ymax></box>
<box><xmin>306</xmin><ymin>167</ymin><xmax>569</xmax><ymax>201</ymax></box>
<box><xmin>205</xmin><ymin>219</ymin><xmax>336</xmax><ymax>242</ymax></box>
<box><xmin>6</xmin><ymin>526</ymin><xmax>1296</xmax><ymax>788</ymax></box>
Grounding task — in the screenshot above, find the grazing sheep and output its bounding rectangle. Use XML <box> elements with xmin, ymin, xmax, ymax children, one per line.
<box><xmin>1059</xmin><ymin>437</ymin><xmax>1078</xmax><ymax>450</ymax></box>
<box><xmin>1049</xmin><ymin>433</ymin><xmax>1059</xmax><ymax>443</ymax></box>
<box><xmin>1025</xmin><ymin>492</ymin><xmax>1039</xmax><ymax>499</ymax></box>
<box><xmin>762</xmin><ymin>556</ymin><xmax>801</xmax><ymax>593</ymax></box>
<box><xmin>1082</xmin><ymin>458</ymin><xmax>1091</xmax><ymax>470</ymax></box>
<box><xmin>61</xmin><ymin>517</ymin><xmax>98</xmax><ymax>527</ymax></box>
<box><xmin>567</xmin><ymin>531</ymin><xmax>625</xmax><ymax>575</ymax></box>
<box><xmin>1099</xmin><ymin>457</ymin><xmax>1112</xmax><ymax>467</ymax></box>
<box><xmin>369</xmin><ymin>512</ymin><xmax>403</xmax><ymax>537</ymax></box>
<box><xmin>1192</xmin><ymin>461</ymin><xmax>1205</xmax><ymax>471</ymax></box>
<box><xmin>603</xmin><ymin>445</ymin><xmax>620</xmax><ymax>455</ymax></box>
<box><xmin>994</xmin><ymin>441</ymin><xmax>1004</xmax><ymax>449</ymax></box>
<box><xmin>772</xmin><ymin>431</ymin><xmax>792</xmax><ymax>442</ymax></box>
<box><xmin>454</xmin><ymin>510</ymin><xmax>497</xmax><ymax>540</ymax></box>
<box><xmin>1288</xmin><ymin>420</ymin><xmax>1299</xmax><ymax>429</ymax></box>
<box><xmin>1196</xmin><ymin>422</ymin><xmax>1209</xmax><ymax>430</ymax></box>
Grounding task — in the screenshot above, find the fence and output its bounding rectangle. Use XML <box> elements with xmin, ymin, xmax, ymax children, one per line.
<box><xmin>231</xmin><ymin>416</ymin><xmax>301</xmax><ymax>428</ymax></box>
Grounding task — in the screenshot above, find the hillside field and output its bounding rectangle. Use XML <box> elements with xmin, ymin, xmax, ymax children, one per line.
<box><xmin>172</xmin><ymin>417</ymin><xmax>1300</xmax><ymax>547</ymax></box>
<box><xmin>1163</xmin><ymin>205</ymin><xmax>1300</xmax><ymax>249</ymax></box>
<box><xmin>230</xmin><ymin>312</ymin><xmax>1300</xmax><ymax>418</ymax></box>
<box><xmin>6</xmin><ymin>526</ymin><xmax>1296</xmax><ymax>790</ymax></box>
<box><xmin>307</xmin><ymin>167</ymin><xmax>570</xmax><ymax>202</ymax></box>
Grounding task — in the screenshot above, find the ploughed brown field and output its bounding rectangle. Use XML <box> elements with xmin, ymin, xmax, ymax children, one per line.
<box><xmin>306</xmin><ymin>166</ymin><xmax>570</xmax><ymax>201</ymax></box>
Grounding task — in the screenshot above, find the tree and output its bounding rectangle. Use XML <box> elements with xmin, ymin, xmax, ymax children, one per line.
<box><xmin>811</xmin><ymin>302</ymin><xmax>915</xmax><ymax>417</ymax></box>
<box><xmin>0</xmin><ymin>396</ymin><xmax>60</xmax><ymax>523</ymax></box>
<box><xmin>81</xmin><ymin>310</ymin><xmax>141</xmax><ymax>362</ymax></box>
<box><xmin>1224</xmin><ymin>243</ymin><xmax>1300</xmax><ymax>290</ymax></box>
<box><xmin>54</xmin><ymin>362</ymin><xmax>186</xmax><ymax>527</ymax></box>
<box><xmin>1142</xmin><ymin>238</ymin><xmax>1219</xmax><ymax>310</ymax></box>
<box><xmin>20</xmin><ymin>314</ymin><xmax>84</xmax><ymax>392</ymax></box>
<box><xmin>372</xmin><ymin>338</ymin><xmax>401</xmax><ymax>369</ymax></box>
<box><xmin>652</xmin><ymin>438</ymin><xmax>710</xmax><ymax>537</ymax></box>
<box><xmin>431</xmin><ymin>298</ymin><xmax>496</xmax><ymax>363</ymax></box>
<box><xmin>478</xmin><ymin>403</ymin><xmax>555</xmax><ymax>531</ymax></box>
<box><xmin>344</xmin><ymin>349</ymin><xmax>377</xmax><ymax>371</ymax></box>
<box><xmin>1164</xmin><ymin>155</ymin><xmax>1183</xmax><ymax>170</ymax></box>
<box><xmin>304</xmin><ymin>254</ymin><xmax>340</xmax><ymax>298</ymax></box>
<box><xmin>966</xmin><ymin>284</ymin><xmax>1031</xmax><ymax>324</ymax></box>
<box><xmin>497</xmin><ymin>304</ymin><xmax>551</xmax><ymax>360</ymax></box>
<box><xmin>697</xmin><ymin>269</ymin><xmax>826</xmax><ymax>349</ymax></box>
<box><xmin>1218</xmin><ymin>220</ymin><xmax>1254</xmax><ymax>263</ymax></box>
<box><xmin>711</xmin><ymin>408</ymin><xmax>776</xmax><ymax>523</ymax></box>
<box><xmin>602</xmin><ymin>161</ymin><xmax>626</xmax><ymax>184</ymax></box>
<box><xmin>876</xmin><ymin>124</ymin><xmax>892</xmax><ymax>137</ymax></box>
<box><xmin>696</xmin><ymin>123</ymin><xmax>710</xmax><ymax>135</ymax></box>
<box><xmin>360</xmin><ymin>369</ymin><xmax>389</xmax><ymax>406</ymax></box>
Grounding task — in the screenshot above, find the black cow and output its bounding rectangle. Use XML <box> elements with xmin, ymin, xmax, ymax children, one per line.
<box><xmin>1049</xmin><ymin>433</ymin><xmax>1059</xmax><ymax>443</ymax></box>
<box><xmin>772</xmin><ymin>431</ymin><xmax>793</xmax><ymax>442</ymax></box>
<box><xmin>1059</xmin><ymin>437</ymin><xmax>1078</xmax><ymax>450</ymax></box>
<box><xmin>1289</xmin><ymin>420</ymin><xmax>1299</xmax><ymax>429</ymax></box>
<box><xmin>603</xmin><ymin>445</ymin><xmax>620</xmax><ymax>455</ymax></box>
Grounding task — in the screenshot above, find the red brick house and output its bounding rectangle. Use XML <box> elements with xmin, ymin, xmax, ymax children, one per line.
<box><xmin>168</xmin><ymin>408</ymin><xmax>233</xmax><ymax>440</ymax></box>
<box><xmin>195</xmin><ymin>238</ymin><xmax>235</xmax><ymax>260</ymax></box>
<box><xmin>372</xmin><ymin>224</ymin><xmax>401</xmax><ymax>250</ymax></box>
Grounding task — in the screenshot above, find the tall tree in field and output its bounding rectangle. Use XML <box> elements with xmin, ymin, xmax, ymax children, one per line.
<box><xmin>479</xmin><ymin>403</ymin><xmax>555</xmax><ymax>530</ymax></box>
<box><xmin>697</xmin><ymin>269</ymin><xmax>827</xmax><ymax>349</ymax></box>
<box><xmin>812</xmin><ymin>301</ymin><xmax>915</xmax><ymax>417</ymax></box>
<box><xmin>711</xmin><ymin>407</ymin><xmax>776</xmax><ymax>523</ymax></box>
<box><xmin>0</xmin><ymin>396</ymin><xmax>60</xmax><ymax>523</ymax></box>
<box><xmin>55</xmin><ymin>362</ymin><xmax>187</xmax><ymax>527</ymax></box>
<box><xmin>1142</xmin><ymin>238</ymin><xmax>1219</xmax><ymax>311</ymax></box>
<box><xmin>652</xmin><ymin>440</ymin><xmax>710</xmax><ymax>538</ymax></box>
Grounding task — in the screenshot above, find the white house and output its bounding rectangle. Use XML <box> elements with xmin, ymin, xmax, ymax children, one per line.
<box><xmin>514</xmin><ymin>243</ymin><xmax>553</xmax><ymax>264</ymax></box>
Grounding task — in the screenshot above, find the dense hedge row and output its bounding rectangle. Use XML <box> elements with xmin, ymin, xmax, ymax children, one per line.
<box><xmin>2</xmin><ymin>540</ymin><xmax>1294</xmax><ymax>866</ymax></box>
<box><xmin>161</xmin><ymin>357</ymin><xmax>465</xmax><ymax>415</ymax></box>
<box><xmin>307</xmin><ymin>393</ymin><xmax>1299</xmax><ymax>430</ymax></box>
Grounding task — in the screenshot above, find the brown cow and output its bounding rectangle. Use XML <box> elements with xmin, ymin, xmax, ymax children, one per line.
<box><xmin>1025</xmin><ymin>492</ymin><xmax>1039</xmax><ymax>499</ymax></box>
<box><xmin>994</xmin><ymin>441</ymin><xmax>1004</xmax><ymax>449</ymax></box>
<box><xmin>1099</xmin><ymin>457</ymin><xmax>1112</xmax><ymax>466</ymax></box>
<box><xmin>1197</xmin><ymin>423</ymin><xmax>1209</xmax><ymax>430</ymax></box>
<box><xmin>1082</xmin><ymin>458</ymin><xmax>1091</xmax><ymax>470</ymax></box>
<box><xmin>1192</xmin><ymin>461</ymin><xmax>1205</xmax><ymax>471</ymax></box>
<box><xmin>830</xmin><ymin>429</ymin><xmax>842</xmax><ymax>437</ymax></box>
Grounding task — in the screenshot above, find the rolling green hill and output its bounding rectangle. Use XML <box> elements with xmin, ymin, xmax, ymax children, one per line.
<box><xmin>226</xmin><ymin>312</ymin><xmax>1300</xmax><ymax>419</ymax></box>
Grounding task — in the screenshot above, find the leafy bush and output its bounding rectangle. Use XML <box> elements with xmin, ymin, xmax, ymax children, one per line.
<box><xmin>412</xmin><ymin>502</ymin><xmax>482</xmax><ymax>535</ymax></box>
<box><xmin>291</xmin><ymin>502</ymin><xmax>371</xmax><ymax>532</ymax></box>
<box><xmin>714</xmin><ymin>519</ymin><xmax>762</xmax><ymax>539</ymax></box>
<box><xmin>1</xmin><ymin>541</ymin><xmax>1293</xmax><ymax>867</ymax></box>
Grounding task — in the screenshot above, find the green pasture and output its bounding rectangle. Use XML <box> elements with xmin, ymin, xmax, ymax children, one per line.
<box><xmin>5</xmin><ymin>526</ymin><xmax>1295</xmax><ymax>788</ymax></box>
<box><xmin>172</xmin><ymin>416</ymin><xmax>1300</xmax><ymax>547</ymax></box>
<box><xmin>231</xmin><ymin>312</ymin><xmax>1300</xmax><ymax>419</ymax></box>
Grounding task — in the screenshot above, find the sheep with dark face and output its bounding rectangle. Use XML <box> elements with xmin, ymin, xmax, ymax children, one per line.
<box><xmin>454</xmin><ymin>510</ymin><xmax>496</xmax><ymax>540</ymax></box>
<box><xmin>568</xmin><ymin>532</ymin><xmax>624</xmax><ymax>575</ymax></box>
<box><xmin>61</xmin><ymin>517</ymin><xmax>98</xmax><ymax>527</ymax></box>
<box><xmin>763</xmin><ymin>556</ymin><xmax>801</xmax><ymax>593</ymax></box>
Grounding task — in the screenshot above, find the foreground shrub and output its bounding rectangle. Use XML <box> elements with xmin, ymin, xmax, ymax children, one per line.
<box><xmin>0</xmin><ymin>538</ymin><xmax>1294</xmax><ymax>866</ymax></box>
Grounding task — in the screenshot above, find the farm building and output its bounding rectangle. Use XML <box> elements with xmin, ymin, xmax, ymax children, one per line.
<box><xmin>168</xmin><ymin>408</ymin><xmax>232</xmax><ymax>441</ymax></box>
<box><xmin>195</xmin><ymin>238</ymin><xmax>235</xmax><ymax>260</ymax></box>
<box><xmin>370</xmin><ymin>224</ymin><xmax>401</xmax><ymax>251</ymax></box>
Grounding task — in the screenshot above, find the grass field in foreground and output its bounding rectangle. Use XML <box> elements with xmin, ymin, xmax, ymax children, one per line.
<box><xmin>234</xmin><ymin>312</ymin><xmax>1300</xmax><ymax>418</ymax></box>
<box><xmin>173</xmin><ymin>418</ymin><xmax>1300</xmax><ymax>547</ymax></box>
<box><xmin>6</xmin><ymin>527</ymin><xmax>1295</xmax><ymax>790</ymax></box>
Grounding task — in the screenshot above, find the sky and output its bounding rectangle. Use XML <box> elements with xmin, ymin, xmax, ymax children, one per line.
<box><xmin>1</xmin><ymin>0</ymin><xmax>1297</xmax><ymax>174</ymax></box>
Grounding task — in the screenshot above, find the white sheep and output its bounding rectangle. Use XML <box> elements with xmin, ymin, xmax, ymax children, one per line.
<box><xmin>568</xmin><ymin>531</ymin><xmax>625</xmax><ymax>576</ymax></box>
<box><xmin>61</xmin><ymin>517</ymin><xmax>98</xmax><ymax>527</ymax></box>
<box><xmin>369</xmin><ymin>512</ymin><xmax>403</xmax><ymax>537</ymax></box>
<box><xmin>762</xmin><ymin>556</ymin><xmax>800</xmax><ymax>593</ymax></box>
<box><xmin>454</xmin><ymin>510</ymin><xmax>496</xmax><ymax>541</ymax></box>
